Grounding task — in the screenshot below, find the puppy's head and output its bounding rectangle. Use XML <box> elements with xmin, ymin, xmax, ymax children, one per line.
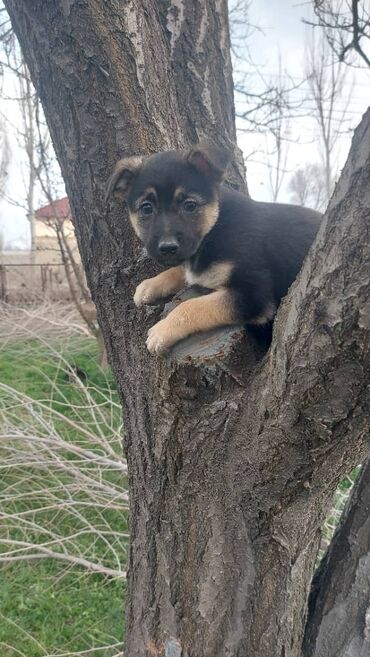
<box><xmin>106</xmin><ymin>140</ymin><xmax>231</xmax><ymax>267</ymax></box>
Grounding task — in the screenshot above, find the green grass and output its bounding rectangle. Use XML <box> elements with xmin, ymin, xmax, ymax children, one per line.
<box><xmin>0</xmin><ymin>335</ymin><xmax>126</xmax><ymax>656</ymax></box>
<box><xmin>0</xmin><ymin>565</ymin><xmax>125</xmax><ymax>657</ymax></box>
<box><xmin>0</xmin><ymin>334</ymin><xmax>117</xmax><ymax>421</ymax></box>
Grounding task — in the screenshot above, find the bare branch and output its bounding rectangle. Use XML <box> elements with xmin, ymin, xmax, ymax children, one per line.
<box><xmin>305</xmin><ymin>0</ymin><xmax>370</xmax><ymax>68</ymax></box>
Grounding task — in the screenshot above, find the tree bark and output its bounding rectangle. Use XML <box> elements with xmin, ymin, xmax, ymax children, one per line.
<box><xmin>4</xmin><ymin>2</ymin><xmax>370</xmax><ymax>657</ymax></box>
<box><xmin>304</xmin><ymin>460</ymin><xmax>370</xmax><ymax>657</ymax></box>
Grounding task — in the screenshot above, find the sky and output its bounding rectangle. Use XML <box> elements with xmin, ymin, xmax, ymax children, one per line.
<box><xmin>0</xmin><ymin>0</ymin><xmax>369</xmax><ymax>249</ymax></box>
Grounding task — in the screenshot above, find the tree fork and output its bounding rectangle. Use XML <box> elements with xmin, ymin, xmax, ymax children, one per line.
<box><xmin>4</xmin><ymin>2</ymin><xmax>370</xmax><ymax>656</ymax></box>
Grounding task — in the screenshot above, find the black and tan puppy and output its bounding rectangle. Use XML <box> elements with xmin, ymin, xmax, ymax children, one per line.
<box><xmin>106</xmin><ymin>141</ymin><xmax>321</xmax><ymax>354</ymax></box>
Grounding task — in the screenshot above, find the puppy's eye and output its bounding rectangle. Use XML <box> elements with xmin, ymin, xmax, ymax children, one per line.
<box><xmin>140</xmin><ymin>201</ymin><xmax>154</xmax><ymax>216</ymax></box>
<box><xmin>183</xmin><ymin>200</ymin><xmax>198</xmax><ymax>213</ymax></box>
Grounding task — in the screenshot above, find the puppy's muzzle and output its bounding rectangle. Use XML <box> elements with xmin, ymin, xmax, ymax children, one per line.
<box><xmin>158</xmin><ymin>238</ymin><xmax>180</xmax><ymax>256</ymax></box>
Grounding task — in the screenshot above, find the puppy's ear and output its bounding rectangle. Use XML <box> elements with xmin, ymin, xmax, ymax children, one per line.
<box><xmin>105</xmin><ymin>156</ymin><xmax>144</xmax><ymax>202</ymax></box>
<box><xmin>187</xmin><ymin>140</ymin><xmax>232</xmax><ymax>182</ymax></box>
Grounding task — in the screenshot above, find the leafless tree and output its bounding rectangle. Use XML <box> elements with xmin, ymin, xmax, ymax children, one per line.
<box><xmin>288</xmin><ymin>163</ymin><xmax>325</xmax><ymax>210</ymax></box>
<box><xmin>264</xmin><ymin>58</ymin><xmax>292</xmax><ymax>202</ymax></box>
<box><xmin>0</xmin><ymin>118</ymin><xmax>9</xmax><ymax>196</ymax></box>
<box><xmin>308</xmin><ymin>0</ymin><xmax>370</xmax><ymax>68</ymax></box>
<box><xmin>305</xmin><ymin>31</ymin><xmax>352</xmax><ymax>205</ymax></box>
<box><xmin>17</xmin><ymin>63</ymin><xmax>40</xmax><ymax>265</ymax></box>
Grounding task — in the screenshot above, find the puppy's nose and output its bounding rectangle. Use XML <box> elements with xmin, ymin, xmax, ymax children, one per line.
<box><xmin>158</xmin><ymin>239</ymin><xmax>179</xmax><ymax>255</ymax></box>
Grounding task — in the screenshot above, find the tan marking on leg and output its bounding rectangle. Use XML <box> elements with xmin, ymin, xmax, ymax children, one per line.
<box><xmin>200</xmin><ymin>200</ymin><xmax>219</xmax><ymax>235</ymax></box>
<box><xmin>185</xmin><ymin>261</ymin><xmax>233</xmax><ymax>289</ymax></box>
<box><xmin>134</xmin><ymin>266</ymin><xmax>186</xmax><ymax>307</ymax></box>
<box><xmin>146</xmin><ymin>289</ymin><xmax>237</xmax><ymax>353</ymax></box>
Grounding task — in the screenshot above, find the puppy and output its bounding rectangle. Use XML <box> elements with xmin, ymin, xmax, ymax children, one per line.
<box><xmin>106</xmin><ymin>141</ymin><xmax>321</xmax><ymax>354</ymax></box>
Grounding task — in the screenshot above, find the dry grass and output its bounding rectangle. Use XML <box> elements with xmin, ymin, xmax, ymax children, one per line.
<box><xmin>0</xmin><ymin>300</ymin><xmax>89</xmax><ymax>344</ymax></box>
<box><xmin>0</xmin><ymin>302</ymin><xmax>126</xmax><ymax>656</ymax></box>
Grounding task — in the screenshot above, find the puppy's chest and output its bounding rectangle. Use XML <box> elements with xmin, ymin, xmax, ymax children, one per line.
<box><xmin>184</xmin><ymin>261</ymin><xmax>233</xmax><ymax>290</ymax></box>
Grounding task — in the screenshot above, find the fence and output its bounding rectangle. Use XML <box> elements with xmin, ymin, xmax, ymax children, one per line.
<box><xmin>0</xmin><ymin>261</ymin><xmax>73</xmax><ymax>303</ymax></box>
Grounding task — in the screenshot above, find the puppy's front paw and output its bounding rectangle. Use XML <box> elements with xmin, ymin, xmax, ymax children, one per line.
<box><xmin>146</xmin><ymin>319</ymin><xmax>176</xmax><ymax>354</ymax></box>
<box><xmin>134</xmin><ymin>279</ymin><xmax>159</xmax><ymax>307</ymax></box>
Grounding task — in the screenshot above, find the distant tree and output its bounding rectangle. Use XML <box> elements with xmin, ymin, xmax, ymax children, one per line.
<box><xmin>288</xmin><ymin>163</ymin><xmax>325</xmax><ymax>211</ymax></box>
<box><xmin>264</xmin><ymin>58</ymin><xmax>292</xmax><ymax>202</ymax></box>
<box><xmin>0</xmin><ymin>118</ymin><xmax>10</xmax><ymax>197</ymax></box>
<box><xmin>17</xmin><ymin>63</ymin><xmax>40</xmax><ymax>265</ymax></box>
<box><xmin>305</xmin><ymin>32</ymin><xmax>351</xmax><ymax>205</ymax></box>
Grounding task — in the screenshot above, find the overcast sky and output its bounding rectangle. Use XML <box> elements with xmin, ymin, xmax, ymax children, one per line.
<box><xmin>0</xmin><ymin>0</ymin><xmax>369</xmax><ymax>248</ymax></box>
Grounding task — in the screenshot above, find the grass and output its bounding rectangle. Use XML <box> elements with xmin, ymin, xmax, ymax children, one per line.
<box><xmin>0</xmin><ymin>326</ymin><xmax>126</xmax><ymax>657</ymax></box>
<box><xmin>0</xmin><ymin>333</ymin><xmax>115</xmax><ymax>420</ymax></box>
<box><xmin>0</xmin><ymin>567</ymin><xmax>124</xmax><ymax>657</ymax></box>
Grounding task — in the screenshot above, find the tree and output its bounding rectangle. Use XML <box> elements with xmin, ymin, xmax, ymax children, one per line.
<box><xmin>305</xmin><ymin>31</ymin><xmax>351</xmax><ymax>206</ymax></box>
<box><xmin>3</xmin><ymin>2</ymin><xmax>369</xmax><ymax>656</ymax></box>
<box><xmin>309</xmin><ymin>0</ymin><xmax>370</xmax><ymax>68</ymax></box>
<box><xmin>288</xmin><ymin>163</ymin><xmax>325</xmax><ymax>211</ymax></box>
<box><xmin>0</xmin><ymin>116</ymin><xmax>10</xmax><ymax>197</ymax></box>
<box><xmin>18</xmin><ymin>63</ymin><xmax>38</xmax><ymax>264</ymax></box>
<box><xmin>264</xmin><ymin>58</ymin><xmax>291</xmax><ymax>202</ymax></box>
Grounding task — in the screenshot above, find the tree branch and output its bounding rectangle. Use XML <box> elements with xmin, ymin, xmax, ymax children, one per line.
<box><xmin>351</xmin><ymin>0</ymin><xmax>370</xmax><ymax>67</ymax></box>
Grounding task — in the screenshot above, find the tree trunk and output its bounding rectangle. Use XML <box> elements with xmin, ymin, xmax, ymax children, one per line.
<box><xmin>5</xmin><ymin>2</ymin><xmax>369</xmax><ymax>656</ymax></box>
<box><xmin>304</xmin><ymin>460</ymin><xmax>370</xmax><ymax>657</ymax></box>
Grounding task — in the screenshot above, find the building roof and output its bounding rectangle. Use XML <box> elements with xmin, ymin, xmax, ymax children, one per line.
<box><xmin>35</xmin><ymin>197</ymin><xmax>70</xmax><ymax>220</ymax></box>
